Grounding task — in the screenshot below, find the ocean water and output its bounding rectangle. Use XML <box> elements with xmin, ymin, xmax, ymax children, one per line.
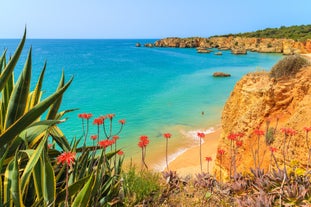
<box><xmin>0</xmin><ymin>39</ymin><xmax>283</xmax><ymax>166</ymax></box>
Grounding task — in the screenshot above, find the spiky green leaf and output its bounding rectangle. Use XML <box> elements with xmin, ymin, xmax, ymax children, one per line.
<box><xmin>42</xmin><ymin>151</ymin><xmax>56</xmax><ymax>205</ymax></box>
<box><xmin>0</xmin><ymin>29</ymin><xmax>26</xmax><ymax>91</ymax></box>
<box><xmin>72</xmin><ymin>173</ymin><xmax>95</xmax><ymax>207</ymax></box>
<box><xmin>55</xmin><ymin>176</ymin><xmax>90</xmax><ymax>205</ymax></box>
<box><xmin>0</xmin><ymin>49</ymin><xmax>7</xmax><ymax>73</ymax></box>
<box><xmin>5</xmin><ymin>48</ymin><xmax>32</xmax><ymax>129</ymax></box>
<box><xmin>20</xmin><ymin>133</ymin><xmax>48</xmax><ymax>192</ymax></box>
<box><xmin>0</xmin><ymin>77</ymin><xmax>73</xmax><ymax>147</ymax></box>
<box><xmin>32</xmin><ymin>62</ymin><xmax>46</xmax><ymax>107</ymax></box>
<box><xmin>46</xmin><ymin>70</ymin><xmax>64</xmax><ymax>120</ymax></box>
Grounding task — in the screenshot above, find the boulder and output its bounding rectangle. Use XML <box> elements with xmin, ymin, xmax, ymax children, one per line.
<box><xmin>135</xmin><ymin>42</ymin><xmax>141</xmax><ymax>47</ymax></box>
<box><xmin>213</xmin><ymin>72</ymin><xmax>231</xmax><ymax>77</ymax></box>
<box><xmin>214</xmin><ymin>52</ymin><xmax>222</xmax><ymax>55</ymax></box>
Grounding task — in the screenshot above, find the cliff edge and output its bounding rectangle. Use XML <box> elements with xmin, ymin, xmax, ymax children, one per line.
<box><xmin>215</xmin><ymin>56</ymin><xmax>311</xmax><ymax>179</ymax></box>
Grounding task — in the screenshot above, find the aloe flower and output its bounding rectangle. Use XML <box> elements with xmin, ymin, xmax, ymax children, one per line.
<box><xmin>253</xmin><ymin>128</ymin><xmax>265</xmax><ymax>169</ymax></box>
<box><xmin>205</xmin><ymin>156</ymin><xmax>212</xmax><ymax>174</ymax></box>
<box><xmin>217</xmin><ymin>148</ymin><xmax>225</xmax><ymax>182</ymax></box>
<box><xmin>197</xmin><ymin>132</ymin><xmax>205</xmax><ymax>173</ymax></box>
<box><xmin>138</xmin><ymin>135</ymin><xmax>149</xmax><ymax>170</ymax></box>
<box><xmin>57</xmin><ymin>151</ymin><xmax>76</xmax><ymax>207</ymax></box>
<box><xmin>78</xmin><ymin>113</ymin><xmax>93</xmax><ymax>146</ymax></box>
<box><xmin>163</xmin><ymin>133</ymin><xmax>172</xmax><ymax>170</ymax></box>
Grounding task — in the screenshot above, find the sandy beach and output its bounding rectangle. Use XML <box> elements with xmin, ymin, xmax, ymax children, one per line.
<box><xmin>164</xmin><ymin>128</ymin><xmax>222</xmax><ymax>177</ymax></box>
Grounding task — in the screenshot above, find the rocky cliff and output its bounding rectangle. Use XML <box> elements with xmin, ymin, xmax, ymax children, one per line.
<box><xmin>152</xmin><ymin>37</ymin><xmax>311</xmax><ymax>55</ymax></box>
<box><xmin>215</xmin><ymin>60</ymin><xmax>311</xmax><ymax>179</ymax></box>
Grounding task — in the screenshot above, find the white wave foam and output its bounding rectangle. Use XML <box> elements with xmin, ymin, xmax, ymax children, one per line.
<box><xmin>153</xmin><ymin>127</ymin><xmax>216</xmax><ymax>171</ymax></box>
<box><xmin>184</xmin><ymin>127</ymin><xmax>215</xmax><ymax>144</ymax></box>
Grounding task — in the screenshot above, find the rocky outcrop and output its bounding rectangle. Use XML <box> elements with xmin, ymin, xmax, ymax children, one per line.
<box><xmin>152</xmin><ymin>37</ymin><xmax>311</xmax><ymax>55</ymax></box>
<box><xmin>144</xmin><ymin>43</ymin><xmax>154</xmax><ymax>47</ymax></box>
<box><xmin>213</xmin><ymin>72</ymin><xmax>231</xmax><ymax>77</ymax></box>
<box><xmin>197</xmin><ymin>47</ymin><xmax>212</xmax><ymax>53</ymax></box>
<box><xmin>215</xmin><ymin>65</ymin><xmax>311</xmax><ymax>179</ymax></box>
<box><xmin>231</xmin><ymin>46</ymin><xmax>247</xmax><ymax>55</ymax></box>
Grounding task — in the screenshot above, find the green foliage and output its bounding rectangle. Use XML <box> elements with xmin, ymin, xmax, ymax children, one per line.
<box><xmin>212</xmin><ymin>24</ymin><xmax>311</xmax><ymax>41</ymax></box>
<box><xmin>265</xmin><ymin>127</ymin><xmax>275</xmax><ymax>145</ymax></box>
<box><xmin>270</xmin><ymin>54</ymin><xmax>310</xmax><ymax>79</ymax></box>
<box><xmin>123</xmin><ymin>164</ymin><xmax>161</xmax><ymax>205</ymax></box>
<box><xmin>0</xmin><ymin>30</ymin><xmax>126</xmax><ymax>206</ymax></box>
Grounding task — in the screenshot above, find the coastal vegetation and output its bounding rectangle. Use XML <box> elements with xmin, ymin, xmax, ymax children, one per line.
<box><xmin>213</xmin><ymin>24</ymin><xmax>311</xmax><ymax>42</ymax></box>
<box><xmin>1</xmin><ymin>32</ymin><xmax>311</xmax><ymax>206</ymax></box>
<box><xmin>270</xmin><ymin>54</ymin><xmax>310</xmax><ymax>78</ymax></box>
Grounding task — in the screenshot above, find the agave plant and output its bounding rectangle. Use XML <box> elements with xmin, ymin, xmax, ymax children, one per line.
<box><xmin>0</xmin><ymin>30</ymin><xmax>110</xmax><ymax>206</ymax></box>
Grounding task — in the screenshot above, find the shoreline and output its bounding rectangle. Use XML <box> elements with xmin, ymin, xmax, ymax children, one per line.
<box><xmin>147</xmin><ymin>127</ymin><xmax>222</xmax><ymax>176</ymax></box>
<box><xmin>124</xmin><ymin>125</ymin><xmax>222</xmax><ymax>177</ymax></box>
<box><xmin>167</xmin><ymin>127</ymin><xmax>222</xmax><ymax>176</ymax></box>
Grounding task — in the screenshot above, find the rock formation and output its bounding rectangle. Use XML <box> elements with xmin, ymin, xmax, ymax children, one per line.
<box><xmin>144</xmin><ymin>43</ymin><xmax>154</xmax><ymax>47</ymax></box>
<box><xmin>215</xmin><ymin>63</ymin><xmax>311</xmax><ymax>180</ymax></box>
<box><xmin>152</xmin><ymin>37</ymin><xmax>311</xmax><ymax>55</ymax></box>
<box><xmin>196</xmin><ymin>47</ymin><xmax>212</xmax><ymax>53</ymax></box>
<box><xmin>213</xmin><ymin>72</ymin><xmax>231</xmax><ymax>77</ymax></box>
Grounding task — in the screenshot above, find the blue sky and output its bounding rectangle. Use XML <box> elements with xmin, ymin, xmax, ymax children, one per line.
<box><xmin>1</xmin><ymin>0</ymin><xmax>310</xmax><ymax>39</ymax></box>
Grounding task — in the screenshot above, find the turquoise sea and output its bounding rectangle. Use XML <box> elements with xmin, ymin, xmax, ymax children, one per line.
<box><xmin>0</xmin><ymin>39</ymin><xmax>283</xmax><ymax>168</ymax></box>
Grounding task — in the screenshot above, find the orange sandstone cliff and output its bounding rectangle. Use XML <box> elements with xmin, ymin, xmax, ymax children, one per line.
<box><xmin>153</xmin><ymin>37</ymin><xmax>311</xmax><ymax>55</ymax></box>
<box><xmin>214</xmin><ymin>62</ymin><xmax>311</xmax><ymax>179</ymax></box>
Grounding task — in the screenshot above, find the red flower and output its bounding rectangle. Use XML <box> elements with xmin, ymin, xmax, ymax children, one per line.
<box><xmin>138</xmin><ymin>141</ymin><xmax>145</xmax><ymax>148</ymax></box>
<box><xmin>117</xmin><ymin>150</ymin><xmax>124</xmax><ymax>155</ymax></box>
<box><xmin>281</xmin><ymin>128</ymin><xmax>296</xmax><ymax>136</ymax></box>
<box><xmin>254</xmin><ymin>129</ymin><xmax>265</xmax><ymax>136</ymax></box>
<box><xmin>93</xmin><ymin>117</ymin><xmax>103</xmax><ymax>125</ymax></box>
<box><xmin>304</xmin><ymin>126</ymin><xmax>311</xmax><ymax>132</ymax></box>
<box><xmin>138</xmin><ymin>135</ymin><xmax>149</xmax><ymax>147</ymax></box>
<box><xmin>57</xmin><ymin>152</ymin><xmax>76</xmax><ymax>166</ymax></box>
<box><xmin>227</xmin><ymin>133</ymin><xmax>237</xmax><ymax>141</ymax></box>
<box><xmin>91</xmin><ymin>135</ymin><xmax>98</xmax><ymax>140</ymax></box>
<box><xmin>140</xmin><ymin>135</ymin><xmax>148</xmax><ymax>142</ymax></box>
<box><xmin>269</xmin><ymin>146</ymin><xmax>277</xmax><ymax>153</ymax></box>
<box><xmin>217</xmin><ymin>149</ymin><xmax>225</xmax><ymax>155</ymax></box>
<box><xmin>205</xmin><ymin>156</ymin><xmax>212</xmax><ymax>162</ymax></box>
<box><xmin>113</xmin><ymin>135</ymin><xmax>119</xmax><ymax>141</ymax></box>
<box><xmin>107</xmin><ymin>114</ymin><xmax>115</xmax><ymax>120</ymax></box>
<box><xmin>163</xmin><ymin>133</ymin><xmax>172</xmax><ymax>139</ymax></box>
<box><xmin>98</xmin><ymin>140</ymin><xmax>112</xmax><ymax>148</ymax></box>
<box><xmin>236</xmin><ymin>140</ymin><xmax>243</xmax><ymax>148</ymax></box>
<box><xmin>197</xmin><ymin>132</ymin><xmax>205</xmax><ymax>138</ymax></box>
<box><xmin>78</xmin><ymin>113</ymin><xmax>92</xmax><ymax>119</ymax></box>
<box><xmin>119</xmin><ymin>119</ymin><xmax>126</xmax><ymax>125</ymax></box>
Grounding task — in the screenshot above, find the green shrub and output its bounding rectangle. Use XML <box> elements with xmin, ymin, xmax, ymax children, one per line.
<box><xmin>123</xmin><ymin>164</ymin><xmax>161</xmax><ymax>205</ymax></box>
<box><xmin>270</xmin><ymin>55</ymin><xmax>310</xmax><ymax>79</ymax></box>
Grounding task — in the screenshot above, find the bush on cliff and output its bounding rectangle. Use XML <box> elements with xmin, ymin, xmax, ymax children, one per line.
<box><xmin>270</xmin><ymin>54</ymin><xmax>310</xmax><ymax>79</ymax></box>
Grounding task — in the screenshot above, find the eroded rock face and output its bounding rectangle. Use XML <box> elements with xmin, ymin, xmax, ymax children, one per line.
<box><xmin>153</xmin><ymin>37</ymin><xmax>311</xmax><ymax>55</ymax></box>
<box><xmin>215</xmin><ymin>67</ymin><xmax>311</xmax><ymax>179</ymax></box>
